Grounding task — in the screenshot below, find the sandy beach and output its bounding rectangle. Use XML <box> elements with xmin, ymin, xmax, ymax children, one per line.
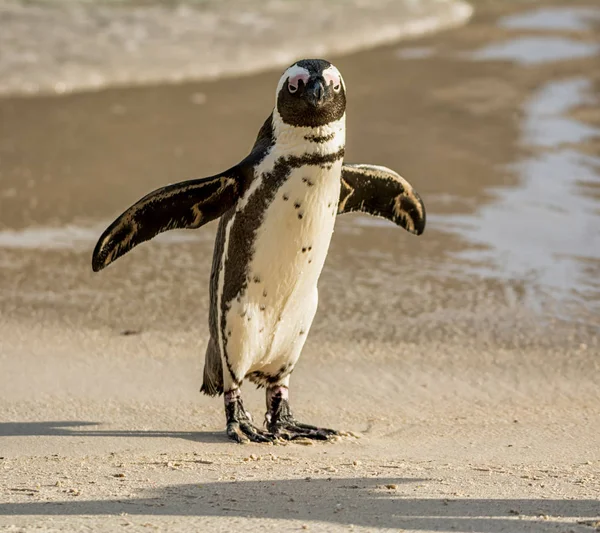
<box><xmin>0</xmin><ymin>0</ymin><xmax>599</xmax><ymax>531</ymax></box>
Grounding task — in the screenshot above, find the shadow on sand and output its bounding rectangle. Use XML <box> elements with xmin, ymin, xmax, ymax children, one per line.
<box><xmin>0</xmin><ymin>477</ymin><xmax>598</xmax><ymax>532</ymax></box>
<box><xmin>0</xmin><ymin>420</ymin><xmax>226</xmax><ymax>443</ymax></box>
<box><xmin>1</xmin><ymin>422</ymin><xmax>598</xmax><ymax>531</ymax></box>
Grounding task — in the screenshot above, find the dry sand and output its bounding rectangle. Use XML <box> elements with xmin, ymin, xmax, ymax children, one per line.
<box><xmin>0</xmin><ymin>1</ymin><xmax>599</xmax><ymax>531</ymax></box>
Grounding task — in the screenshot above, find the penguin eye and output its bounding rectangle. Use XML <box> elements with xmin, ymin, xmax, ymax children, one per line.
<box><xmin>333</xmin><ymin>83</ymin><xmax>341</xmax><ymax>93</ymax></box>
<box><xmin>288</xmin><ymin>83</ymin><xmax>298</xmax><ymax>94</ymax></box>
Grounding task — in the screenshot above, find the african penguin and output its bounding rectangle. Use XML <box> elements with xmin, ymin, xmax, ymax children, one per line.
<box><xmin>92</xmin><ymin>58</ymin><xmax>426</xmax><ymax>443</ymax></box>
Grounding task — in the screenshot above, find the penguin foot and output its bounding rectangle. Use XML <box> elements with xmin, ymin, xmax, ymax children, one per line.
<box><xmin>269</xmin><ymin>418</ymin><xmax>339</xmax><ymax>441</ymax></box>
<box><xmin>225</xmin><ymin>389</ymin><xmax>274</xmax><ymax>444</ymax></box>
<box><xmin>266</xmin><ymin>386</ymin><xmax>338</xmax><ymax>441</ymax></box>
<box><xmin>227</xmin><ymin>420</ymin><xmax>273</xmax><ymax>444</ymax></box>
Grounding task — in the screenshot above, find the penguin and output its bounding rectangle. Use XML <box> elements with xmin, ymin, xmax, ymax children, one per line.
<box><xmin>92</xmin><ymin>59</ymin><xmax>426</xmax><ymax>443</ymax></box>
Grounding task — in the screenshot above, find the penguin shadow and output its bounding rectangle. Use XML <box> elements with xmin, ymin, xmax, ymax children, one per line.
<box><xmin>0</xmin><ymin>421</ymin><xmax>226</xmax><ymax>444</ymax></box>
<box><xmin>0</xmin><ymin>476</ymin><xmax>596</xmax><ymax>532</ymax></box>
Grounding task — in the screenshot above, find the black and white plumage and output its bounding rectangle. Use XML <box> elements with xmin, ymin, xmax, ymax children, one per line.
<box><xmin>92</xmin><ymin>59</ymin><xmax>426</xmax><ymax>443</ymax></box>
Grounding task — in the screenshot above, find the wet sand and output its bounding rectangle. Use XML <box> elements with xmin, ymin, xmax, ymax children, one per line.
<box><xmin>1</xmin><ymin>1</ymin><xmax>599</xmax><ymax>531</ymax></box>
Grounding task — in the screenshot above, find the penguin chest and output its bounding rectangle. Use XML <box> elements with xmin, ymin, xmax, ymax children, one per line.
<box><xmin>224</xmin><ymin>162</ymin><xmax>342</xmax><ymax>371</ymax></box>
<box><xmin>256</xmin><ymin>162</ymin><xmax>341</xmax><ymax>293</ymax></box>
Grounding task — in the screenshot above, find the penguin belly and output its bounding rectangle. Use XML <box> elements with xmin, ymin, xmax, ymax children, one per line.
<box><xmin>223</xmin><ymin>161</ymin><xmax>342</xmax><ymax>382</ymax></box>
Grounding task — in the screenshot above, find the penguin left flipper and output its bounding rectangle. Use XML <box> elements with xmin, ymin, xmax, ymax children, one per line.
<box><xmin>338</xmin><ymin>164</ymin><xmax>426</xmax><ymax>235</ymax></box>
<box><xmin>92</xmin><ymin>169</ymin><xmax>243</xmax><ymax>272</ymax></box>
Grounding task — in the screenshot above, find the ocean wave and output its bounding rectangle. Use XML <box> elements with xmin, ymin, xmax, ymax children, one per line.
<box><xmin>0</xmin><ymin>0</ymin><xmax>472</xmax><ymax>96</ymax></box>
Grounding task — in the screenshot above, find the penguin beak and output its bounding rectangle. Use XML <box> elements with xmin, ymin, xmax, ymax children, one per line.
<box><xmin>305</xmin><ymin>78</ymin><xmax>325</xmax><ymax>107</ymax></box>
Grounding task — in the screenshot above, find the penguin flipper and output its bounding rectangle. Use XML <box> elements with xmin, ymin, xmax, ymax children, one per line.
<box><xmin>338</xmin><ymin>163</ymin><xmax>426</xmax><ymax>235</ymax></box>
<box><xmin>92</xmin><ymin>169</ymin><xmax>242</xmax><ymax>272</ymax></box>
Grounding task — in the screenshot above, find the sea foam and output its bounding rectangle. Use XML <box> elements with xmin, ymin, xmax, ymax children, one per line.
<box><xmin>0</xmin><ymin>0</ymin><xmax>472</xmax><ymax>97</ymax></box>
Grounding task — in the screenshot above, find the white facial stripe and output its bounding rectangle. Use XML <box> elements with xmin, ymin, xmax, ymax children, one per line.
<box><xmin>323</xmin><ymin>65</ymin><xmax>344</xmax><ymax>90</ymax></box>
<box><xmin>323</xmin><ymin>65</ymin><xmax>341</xmax><ymax>88</ymax></box>
<box><xmin>276</xmin><ymin>65</ymin><xmax>310</xmax><ymax>96</ymax></box>
<box><xmin>288</xmin><ymin>71</ymin><xmax>310</xmax><ymax>91</ymax></box>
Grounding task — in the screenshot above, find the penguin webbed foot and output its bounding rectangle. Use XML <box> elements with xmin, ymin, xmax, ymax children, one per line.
<box><xmin>227</xmin><ymin>420</ymin><xmax>273</xmax><ymax>444</ymax></box>
<box><xmin>269</xmin><ymin>416</ymin><xmax>339</xmax><ymax>441</ymax></box>
<box><xmin>225</xmin><ymin>390</ymin><xmax>274</xmax><ymax>444</ymax></box>
<box><xmin>266</xmin><ymin>386</ymin><xmax>339</xmax><ymax>441</ymax></box>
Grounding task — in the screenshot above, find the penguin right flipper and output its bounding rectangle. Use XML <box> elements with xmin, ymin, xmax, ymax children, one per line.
<box><xmin>92</xmin><ymin>169</ymin><xmax>243</xmax><ymax>272</ymax></box>
<box><xmin>338</xmin><ymin>164</ymin><xmax>426</xmax><ymax>235</ymax></box>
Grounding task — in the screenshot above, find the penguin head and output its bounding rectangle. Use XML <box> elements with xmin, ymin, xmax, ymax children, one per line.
<box><xmin>276</xmin><ymin>59</ymin><xmax>346</xmax><ymax>128</ymax></box>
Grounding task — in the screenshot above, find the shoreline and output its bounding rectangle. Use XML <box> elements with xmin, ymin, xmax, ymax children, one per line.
<box><xmin>0</xmin><ymin>0</ymin><xmax>472</xmax><ymax>98</ymax></box>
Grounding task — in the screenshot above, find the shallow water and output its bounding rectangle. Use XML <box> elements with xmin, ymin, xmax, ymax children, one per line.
<box><xmin>432</xmin><ymin>77</ymin><xmax>600</xmax><ymax>312</ymax></box>
<box><xmin>471</xmin><ymin>36</ymin><xmax>599</xmax><ymax>65</ymax></box>
<box><xmin>499</xmin><ymin>6</ymin><xmax>600</xmax><ymax>32</ymax></box>
<box><xmin>0</xmin><ymin>0</ymin><xmax>471</xmax><ymax>96</ymax></box>
<box><xmin>0</xmin><ymin>224</ymin><xmax>210</xmax><ymax>249</ymax></box>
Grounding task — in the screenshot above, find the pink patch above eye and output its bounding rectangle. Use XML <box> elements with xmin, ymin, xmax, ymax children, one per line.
<box><xmin>288</xmin><ymin>71</ymin><xmax>310</xmax><ymax>90</ymax></box>
<box><xmin>323</xmin><ymin>69</ymin><xmax>341</xmax><ymax>88</ymax></box>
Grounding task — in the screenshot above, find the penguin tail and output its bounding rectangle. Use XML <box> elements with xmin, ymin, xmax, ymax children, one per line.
<box><xmin>200</xmin><ymin>378</ymin><xmax>223</xmax><ymax>397</ymax></box>
<box><xmin>200</xmin><ymin>338</ymin><xmax>224</xmax><ymax>397</ymax></box>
